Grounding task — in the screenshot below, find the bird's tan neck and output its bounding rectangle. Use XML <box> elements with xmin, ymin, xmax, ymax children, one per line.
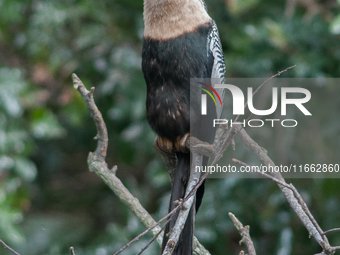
<box><xmin>143</xmin><ymin>0</ymin><xmax>212</xmax><ymax>40</ymax></box>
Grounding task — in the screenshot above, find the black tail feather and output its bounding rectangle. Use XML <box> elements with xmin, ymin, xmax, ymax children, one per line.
<box><xmin>161</xmin><ymin>152</ymin><xmax>193</xmax><ymax>255</ymax></box>
<box><xmin>161</xmin><ymin>153</ymin><xmax>207</xmax><ymax>255</ymax></box>
<box><xmin>196</xmin><ymin>156</ymin><xmax>208</xmax><ymax>213</ymax></box>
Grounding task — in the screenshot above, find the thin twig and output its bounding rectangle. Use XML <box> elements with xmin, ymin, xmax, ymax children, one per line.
<box><xmin>112</xmin><ymin>220</ymin><xmax>162</xmax><ymax>255</ymax></box>
<box><xmin>137</xmin><ymin>222</ymin><xmax>167</xmax><ymax>255</ymax></box>
<box><xmin>323</xmin><ymin>228</ymin><xmax>340</xmax><ymax>235</ymax></box>
<box><xmin>253</xmin><ymin>65</ymin><xmax>296</xmax><ymax>97</ymax></box>
<box><xmin>235</xmin><ymin>65</ymin><xmax>296</xmax><ymax>122</ymax></box>
<box><xmin>113</xmin><ymin>208</ymin><xmax>172</xmax><ymax>255</ymax></box>
<box><xmin>0</xmin><ymin>239</ymin><xmax>21</xmax><ymax>255</ymax></box>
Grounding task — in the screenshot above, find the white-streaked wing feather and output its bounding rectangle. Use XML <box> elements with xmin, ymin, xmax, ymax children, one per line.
<box><xmin>207</xmin><ymin>22</ymin><xmax>226</xmax><ymax>118</ymax></box>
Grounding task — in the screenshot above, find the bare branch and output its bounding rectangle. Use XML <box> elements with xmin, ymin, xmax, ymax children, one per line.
<box><xmin>154</xmin><ymin>65</ymin><xmax>340</xmax><ymax>255</ymax></box>
<box><xmin>235</xmin><ymin>125</ymin><xmax>337</xmax><ymax>255</ymax></box>
<box><xmin>73</xmin><ymin>69</ymin><xmax>340</xmax><ymax>255</ymax></box>
<box><xmin>72</xmin><ymin>73</ymin><xmax>107</xmax><ymax>160</ymax></box>
<box><xmin>72</xmin><ymin>74</ymin><xmax>209</xmax><ymax>255</ymax></box>
<box><xmin>72</xmin><ymin>73</ymin><xmax>162</xmax><ymax>247</ymax></box>
<box><xmin>229</xmin><ymin>213</ymin><xmax>256</xmax><ymax>255</ymax></box>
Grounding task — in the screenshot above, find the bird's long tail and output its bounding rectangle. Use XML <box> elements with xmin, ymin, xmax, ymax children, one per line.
<box><xmin>161</xmin><ymin>152</ymin><xmax>193</xmax><ymax>255</ymax></box>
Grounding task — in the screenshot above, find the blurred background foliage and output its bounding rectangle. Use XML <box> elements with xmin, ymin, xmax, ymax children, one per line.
<box><xmin>0</xmin><ymin>0</ymin><xmax>340</xmax><ymax>254</ymax></box>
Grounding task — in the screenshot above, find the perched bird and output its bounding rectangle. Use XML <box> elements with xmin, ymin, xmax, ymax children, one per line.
<box><xmin>142</xmin><ymin>0</ymin><xmax>226</xmax><ymax>254</ymax></box>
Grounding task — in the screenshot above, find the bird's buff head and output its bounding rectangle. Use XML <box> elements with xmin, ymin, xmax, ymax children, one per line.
<box><xmin>143</xmin><ymin>0</ymin><xmax>212</xmax><ymax>40</ymax></box>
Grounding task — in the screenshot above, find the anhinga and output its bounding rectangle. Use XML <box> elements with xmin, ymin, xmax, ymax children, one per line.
<box><xmin>142</xmin><ymin>0</ymin><xmax>226</xmax><ymax>254</ymax></box>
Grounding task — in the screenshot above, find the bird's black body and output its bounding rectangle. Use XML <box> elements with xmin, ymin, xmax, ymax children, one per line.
<box><xmin>143</xmin><ymin>24</ymin><xmax>214</xmax><ymax>141</ymax></box>
<box><xmin>142</xmin><ymin>1</ymin><xmax>225</xmax><ymax>254</ymax></box>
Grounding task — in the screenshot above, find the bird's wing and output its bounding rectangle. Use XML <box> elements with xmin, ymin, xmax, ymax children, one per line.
<box><xmin>207</xmin><ymin>21</ymin><xmax>226</xmax><ymax>119</ymax></box>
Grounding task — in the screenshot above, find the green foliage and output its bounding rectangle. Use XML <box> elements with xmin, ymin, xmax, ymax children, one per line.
<box><xmin>0</xmin><ymin>0</ymin><xmax>340</xmax><ymax>254</ymax></box>
<box><xmin>0</xmin><ymin>68</ymin><xmax>34</xmax><ymax>245</ymax></box>
<box><xmin>331</xmin><ymin>0</ymin><xmax>340</xmax><ymax>34</ymax></box>
<box><xmin>330</xmin><ymin>15</ymin><xmax>340</xmax><ymax>34</ymax></box>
